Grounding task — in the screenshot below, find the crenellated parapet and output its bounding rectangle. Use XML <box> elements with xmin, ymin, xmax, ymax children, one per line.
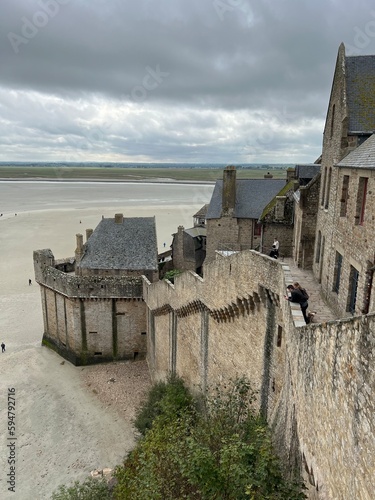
<box><xmin>34</xmin><ymin>249</ymin><xmax>143</xmax><ymax>299</ymax></box>
<box><xmin>144</xmin><ymin>250</ymin><xmax>284</xmax><ymax>315</ymax></box>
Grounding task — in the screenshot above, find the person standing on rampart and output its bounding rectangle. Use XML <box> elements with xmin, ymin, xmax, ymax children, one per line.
<box><xmin>273</xmin><ymin>238</ymin><xmax>279</xmax><ymax>257</ymax></box>
<box><xmin>285</xmin><ymin>284</ymin><xmax>310</xmax><ymax>324</ymax></box>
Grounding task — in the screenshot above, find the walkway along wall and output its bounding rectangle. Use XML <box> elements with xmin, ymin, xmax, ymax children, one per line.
<box><xmin>143</xmin><ymin>250</ymin><xmax>375</xmax><ymax>500</ymax></box>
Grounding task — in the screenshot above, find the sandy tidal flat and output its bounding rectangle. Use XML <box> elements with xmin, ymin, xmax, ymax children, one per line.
<box><xmin>0</xmin><ymin>181</ymin><xmax>211</xmax><ymax>499</ymax></box>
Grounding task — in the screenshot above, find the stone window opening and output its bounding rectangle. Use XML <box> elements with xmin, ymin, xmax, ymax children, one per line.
<box><xmin>315</xmin><ymin>231</ymin><xmax>322</xmax><ymax>264</ymax></box>
<box><xmin>94</xmin><ymin>352</ymin><xmax>102</xmax><ymax>356</ymax></box>
<box><xmin>141</xmin><ymin>331</ymin><xmax>147</xmax><ymax>335</ymax></box>
<box><xmin>347</xmin><ymin>265</ymin><xmax>359</xmax><ymax>314</ymax></box>
<box><xmin>339</xmin><ymin>175</ymin><xmax>350</xmax><ymax>217</ymax></box>
<box><xmin>330</xmin><ymin>103</ymin><xmax>335</xmax><ymax>139</ymax></box>
<box><xmin>333</xmin><ymin>252</ymin><xmax>343</xmax><ymax>294</ymax></box>
<box><xmin>324</xmin><ymin>167</ymin><xmax>332</xmax><ymax>209</ymax></box>
<box><xmin>277</xmin><ymin>326</ymin><xmax>282</xmax><ymax>347</ymax></box>
<box><xmin>362</xmin><ymin>264</ymin><xmax>374</xmax><ymax>314</ymax></box>
<box><xmin>355</xmin><ymin>177</ymin><xmax>368</xmax><ymax>225</ymax></box>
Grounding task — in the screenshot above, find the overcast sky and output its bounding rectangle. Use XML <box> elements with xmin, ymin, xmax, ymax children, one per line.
<box><xmin>1</xmin><ymin>0</ymin><xmax>375</xmax><ymax>164</ymax></box>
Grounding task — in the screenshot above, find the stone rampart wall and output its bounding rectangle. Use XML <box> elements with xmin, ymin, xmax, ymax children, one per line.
<box><xmin>144</xmin><ymin>249</ymin><xmax>375</xmax><ymax>499</ymax></box>
<box><xmin>34</xmin><ymin>249</ymin><xmax>143</xmax><ymax>298</ymax></box>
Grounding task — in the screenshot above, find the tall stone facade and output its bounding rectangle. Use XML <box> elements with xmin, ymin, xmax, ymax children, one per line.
<box><xmin>312</xmin><ymin>44</ymin><xmax>375</xmax><ymax>317</ymax></box>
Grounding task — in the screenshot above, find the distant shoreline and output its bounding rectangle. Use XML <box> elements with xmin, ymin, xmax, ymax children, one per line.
<box><xmin>0</xmin><ymin>177</ymin><xmax>216</xmax><ymax>185</ymax></box>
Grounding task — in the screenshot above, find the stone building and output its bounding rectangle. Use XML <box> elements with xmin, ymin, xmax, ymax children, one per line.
<box><xmin>34</xmin><ymin>214</ymin><xmax>158</xmax><ymax>365</ymax></box>
<box><xmin>205</xmin><ymin>166</ymin><xmax>293</xmax><ymax>262</ymax></box>
<box><xmin>311</xmin><ymin>43</ymin><xmax>375</xmax><ymax>316</ymax></box>
<box><xmin>171</xmin><ymin>225</ymin><xmax>206</xmax><ymax>275</ymax></box>
<box><xmin>142</xmin><ymin>44</ymin><xmax>375</xmax><ymax>499</ymax></box>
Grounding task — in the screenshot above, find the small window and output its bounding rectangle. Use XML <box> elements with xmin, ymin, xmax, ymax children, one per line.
<box><xmin>347</xmin><ymin>266</ymin><xmax>359</xmax><ymax>314</ymax></box>
<box><xmin>333</xmin><ymin>252</ymin><xmax>343</xmax><ymax>294</ymax></box>
<box><xmin>94</xmin><ymin>352</ymin><xmax>102</xmax><ymax>356</ymax></box>
<box><xmin>355</xmin><ymin>177</ymin><xmax>368</xmax><ymax>225</ymax></box>
<box><xmin>141</xmin><ymin>331</ymin><xmax>147</xmax><ymax>335</ymax></box>
<box><xmin>340</xmin><ymin>175</ymin><xmax>350</xmax><ymax>217</ymax></box>
<box><xmin>253</xmin><ymin>223</ymin><xmax>262</xmax><ymax>236</ymax></box>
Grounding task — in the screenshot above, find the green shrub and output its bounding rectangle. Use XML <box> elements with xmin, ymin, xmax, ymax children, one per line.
<box><xmin>163</xmin><ymin>269</ymin><xmax>182</xmax><ymax>283</ymax></box>
<box><xmin>114</xmin><ymin>377</ymin><xmax>306</xmax><ymax>500</ymax></box>
<box><xmin>134</xmin><ymin>374</ymin><xmax>193</xmax><ymax>435</ymax></box>
<box><xmin>51</xmin><ymin>477</ymin><xmax>111</xmax><ymax>500</ymax></box>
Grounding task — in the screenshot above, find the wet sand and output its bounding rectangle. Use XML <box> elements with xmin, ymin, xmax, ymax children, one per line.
<box><xmin>0</xmin><ymin>181</ymin><xmax>212</xmax><ymax>499</ymax></box>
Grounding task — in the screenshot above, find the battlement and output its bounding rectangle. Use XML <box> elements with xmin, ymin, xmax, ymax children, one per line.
<box><xmin>34</xmin><ymin>249</ymin><xmax>143</xmax><ymax>299</ymax></box>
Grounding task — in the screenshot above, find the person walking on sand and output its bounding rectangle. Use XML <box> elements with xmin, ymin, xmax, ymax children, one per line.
<box><xmin>29</xmin><ymin>279</ymin><xmax>32</xmax><ymax>286</ymax></box>
<box><xmin>1</xmin><ymin>342</ymin><xmax>5</xmax><ymax>352</ymax></box>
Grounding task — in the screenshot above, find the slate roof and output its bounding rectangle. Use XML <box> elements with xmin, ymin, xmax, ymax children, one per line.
<box><xmin>206</xmin><ymin>179</ymin><xmax>287</xmax><ymax>219</ymax></box>
<box><xmin>346</xmin><ymin>55</ymin><xmax>375</xmax><ymax>133</ymax></box>
<box><xmin>79</xmin><ymin>217</ymin><xmax>158</xmax><ymax>270</ymax></box>
<box><xmin>184</xmin><ymin>227</ymin><xmax>207</xmax><ymax>238</ymax></box>
<box><xmin>193</xmin><ymin>204</ymin><xmax>208</xmax><ymax>218</ymax></box>
<box><xmin>295</xmin><ymin>164</ymin><xmax>320</xmax><ymax>181</ymax></box>
<box><xmin>337</xmin><ymin>133</ymin><xmax>375</xmax><ymax>169</ymax></box>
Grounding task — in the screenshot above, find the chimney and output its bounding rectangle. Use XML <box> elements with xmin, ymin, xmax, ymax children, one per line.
<box><xmin>286</xmin><ymin>167</ymin><xmax>296</xmax><ymax>182</ymax></box>
<box><xmin>75</xmin><ymin>233</ymin><xmax>83</xmax><ymax>254</ymax></box>
<box><xmin>275</xmin><ymin>196</ymin><xmax>286</xmax><ymax>220</ymax></box>
<box><xmin>264</xmin><ymin>172</ymin><xmax>273</xmax><ymax>179</ymax></box>
<box><xmin>86</xmin><ymin>228</ymin><xmax>93</xmax><ymax>241</ymax></box>
<box><xmin>115</xmin><ymin>213</ymin><xmax>124</xmax><ymax>224</ymax></box>
<box><xmin>222</xmin><ymin>165</ymin><xmax>236</xmax><ymax>216</ymax></box>
<box><xmin>75</xmin><ymin>233</ymin><xmax>84</xmax><ymax>270</ymax></box>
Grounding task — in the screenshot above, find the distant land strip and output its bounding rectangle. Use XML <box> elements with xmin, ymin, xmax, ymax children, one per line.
<box><xmin>0</xmin><ymin>166</ymin><xmax>287</xmax><ymax>182</ymax></box>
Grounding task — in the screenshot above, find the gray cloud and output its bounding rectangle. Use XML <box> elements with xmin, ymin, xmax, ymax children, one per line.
<box><xmin>1</xmin><ymin>0</ymin><xmax>375</xmax><ymax>163</ymax></box>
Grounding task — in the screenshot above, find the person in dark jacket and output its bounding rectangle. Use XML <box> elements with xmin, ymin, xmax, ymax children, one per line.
<box><xmin>285</xmin><ymin>284</ymin><xmax>310</xmax><ymax>324</ymax></box>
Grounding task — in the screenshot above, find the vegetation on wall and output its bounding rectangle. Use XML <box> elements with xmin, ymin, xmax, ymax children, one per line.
<box><xmin>163</xmin><ymin>268</ymin><xmax>183</xmax><ymax>283</ymax></box>
<box><xmin>113</xmin><ymin>376</ymin><xmax>306</xmax><ymax>499</ymax></box>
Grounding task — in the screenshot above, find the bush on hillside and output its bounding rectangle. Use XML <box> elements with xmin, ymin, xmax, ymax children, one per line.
<box><xmin>114</xmin><ymin>377</ymin><xmax>307</xmax><ymax>499</ymax></box>
<box><xmin>134</xmin><ymin>374</ymin><xmax>194</xmax><ymax>435</ymax></box>
<box><xmin>51</xmin><ymin>477</ymin><xmax>111</xmax><ymax>500</ymax></box>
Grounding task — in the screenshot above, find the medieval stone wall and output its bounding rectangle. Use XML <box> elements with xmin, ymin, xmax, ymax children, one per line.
<box><xmin>34</xmin><ymin>250</ymin><xmax>147</xmax><ymax>365</ymax></box>
<box><xmin>143</xmin><ymin>249</ymin><xmax>375</xmax><ymax>499</ymax></box>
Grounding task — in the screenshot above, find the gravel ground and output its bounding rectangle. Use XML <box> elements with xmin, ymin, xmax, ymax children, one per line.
<box><xmin>81</xmin><ymin>359</ymin><xmax>152</xmax><ymax>424</ymax></box>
